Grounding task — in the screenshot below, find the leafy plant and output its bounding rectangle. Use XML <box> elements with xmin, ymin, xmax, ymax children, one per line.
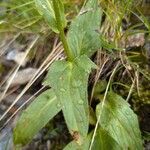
<box><xmin>13</xmin><ymin>0</ymin><xmax>143</xmax><ymax>149</ymax></box>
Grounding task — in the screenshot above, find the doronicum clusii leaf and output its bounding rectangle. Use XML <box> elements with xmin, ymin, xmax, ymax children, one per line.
<box><xmin>67</xmin><ymin>0</ymin><xmax>102</xmax><ymax>57</ymax></box>
<box><xmin>96</xmin><ymin>91</ymin><xmax>143</xmax><ymax>150</ymax></box>
<box><xmin>34</xmin><ymin>0</ymin><xmax>67</xmax><ymax>33</ymax></box>
<box><xmin>91</xmin><ymin>128</ymin><xmax>121</xmax><ymax>150</ymax></box>
<box><xmin>44</xmin><ymin>55</ymin><xmax>97</xmax><ymax>144</ymax></box>
<box><xmin>13</xmin><ymin>89</ymin><xmax>61</xmax><ymax>146</ymax></box>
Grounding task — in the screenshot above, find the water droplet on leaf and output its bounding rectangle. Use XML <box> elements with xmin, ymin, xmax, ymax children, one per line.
<box><xmin>78</xmin><ymin>100</ymin><xmax>84</xmax><ymax>105</ymax></box>
<box><xmin>60</xmin><ymin>88</ymin><xmax>65</xmax><ymax>92</ymax></box>
<box><xmin>72</xmin><ymin>80</ymin><xmax>82</xmax><ymax>87</ymax></box>
<box><xmin>62</xmin><ymin>105</ymin><xmax>65</xmax><ymax>109</ymax></box>
<box><xmin>57</xmin><ymin>103</ymin><xmax>61</xmax><ymax>108</ymax></box>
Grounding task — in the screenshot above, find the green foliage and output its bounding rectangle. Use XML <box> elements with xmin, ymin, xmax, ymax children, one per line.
<box><xmin>96</xmin><ymin>91</ymin><xmax>143</xmax><ymax>149</ymax></box>
<box><xmin>67</xmin><ymin>0</ymin><xmax>102</xmax><ymax>57</ymax></box>
<box><xmin>13</xmin><ymin>0</ymin><xmax>143</xmax><ymax>149</ymax></box>
<box><xmin>13</xmin><ymin>89</ymin><xmax>61</xmax><ymax>145</ymax></box>
<box><xmin>34</xmin><ymin>0</ymin><xmax>57</xmax><ymax>32</ymax></box>
<box><xmin>92</xmin><ymin>128</ymin><xmax>121</xmax><ymax>150</ymax></box>
<box><xmin>35</xmin><ymin>0</ymin><xmax>67</xmax><ymax>33</ymax></box>
<box><xmin>44</xmin><ymin>55</ymin><xmax>96</xmax><ymax>144</ymax></box>
<box><xmin>0</xmin><ymin>0</ymin><xmax>43</xmax><ymax>32</ymax></box>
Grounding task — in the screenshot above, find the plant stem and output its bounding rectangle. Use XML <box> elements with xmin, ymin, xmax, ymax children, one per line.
<box><xmin>53</xmin><ymin>0</ymin><xmax>74</xmax><ymax>61</ymax></box>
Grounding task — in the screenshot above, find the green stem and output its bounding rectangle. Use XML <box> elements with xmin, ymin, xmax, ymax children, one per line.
<box><xmin>53</xmin><ymin>0</ymin><xmax>74</xmax><ymax>61</ymax></box>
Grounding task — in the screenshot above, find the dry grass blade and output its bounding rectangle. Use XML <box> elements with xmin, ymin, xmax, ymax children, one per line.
<box><xmin>0</xmin><ymin>41</ymin><xmax>64</xmax><ymax>122</ymax></box>
<box><xmin>0</xmin><ymin>35</ymin><xmax>39</xmax><ymax>103</ymax></box>
<box><xmin>0</xmin><ymin>86</ymin><xmax>46</xmax><ymax>130</ymax></box>
<box><xmin>0</xmin><ymin>65</ymin><xmax>17</xmax><ymax>88</ymax></box>
<box><xmin>0</xmin><ymin>33</ymin><xmax>21</xmax><ymax>57</ymax></box>
<box><xmin>119</xmin><ymin>51</ymin><xmax>134</xmax><ymax>82</ymax></box>
<box><xmin>135</xmin><ymin>70</ymin><xmax>140</xmax><ymax>96</ymax></box>
<box><xmin>90</xmin><ymin>53</ymin><xmax>109</xmax><ymax>104</ymax></box>
<box><xmin>126</xmin><ymin>77</ymin><xmax>135</xmax><ymax>102</ymax></box>
<box><xmin>126</xmin><ymin>69</ymin><xmax>140</xmax><ymax>102</ymax></box>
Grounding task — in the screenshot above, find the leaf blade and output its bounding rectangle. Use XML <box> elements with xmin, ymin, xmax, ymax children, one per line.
<box><xmin>34</xmin><ymin>0</ymin><xmax>66</xmax><ymax>33</ymax></box>
<box><xmin>67</xmin><ymin>0</ymin><xmax>102</xmax><ymax>57</ymax></box>
<box><xmin>96</xmin><ymin>91</ymin><xmax>143</xmax><ymax>149</ymax></box>
<box><xmin>13</xmin><ymin>89</ymin><xmax>61</xmax><ymax>145</ymax></box>
<box><xmin>93</xmin><ymin>128</ymin><xmax>121</xmax><ymax>150</ymax></box>
<box><xmin>45</xmin><ymin>55</ymin><xmax>96</xmax><ymax>144</ymax></box>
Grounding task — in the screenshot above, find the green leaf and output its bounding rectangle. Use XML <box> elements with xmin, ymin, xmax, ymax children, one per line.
<box><xmin>64</xmin><ymin>128</ymin><xmax>121</xmax><ymax>150</ymax></box>
<box><xmin>44</xmin><ymin>55</ymin><xmax>96</xmax><ymax>144</ymax></box>
<box><xmin>34</xmin><ymin>0</ymin><xmax>66</xmax><ymax>33</ymax></box>
<box><xmin>57</xmin><ymin>0</ymin><xmax>67</xmax><ymax>29</ymax></box>
<box><xmin>67</xmin><ymin>0</ymin><xmax>102</xmax><ymax>57</ymax></box>
<box><xmin>96</xmin><ymin>91</ymin><xmax>143</xmax><ymax>150</ymax></box>
<box><xmin>92</xmin><ymin>128</ymin><xmax>121</xmax><ymax>150</ymax></box>
<box><xmin>13</xmin><ymin>89</ymin><xmax>61</xmax><ymax>145</ymax></box>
